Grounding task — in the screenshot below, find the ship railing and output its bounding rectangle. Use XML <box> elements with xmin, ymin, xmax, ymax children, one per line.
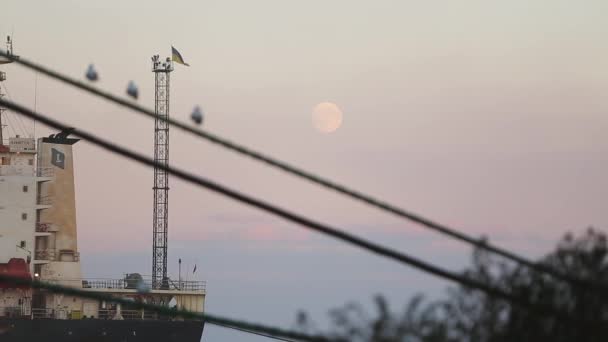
<box><xmin>124</xmin><ymin>274</ymin><xmax>207</xmax><ymax>291</ymax></box>
<box><xmin>32</xmin><ymin>308</ymin><xmax>52</xmax><ymax>319</ymax></box>
<box><xmin>0</xmin><ymin>306</ymin><xmax>30</xmax><ymax>318</ymax></box>
<box><xmin>82</xmin><ymin>278</ymin><xmax>127</xmax><ymax>289</ymax></box>
<box><xmin>121</xmin><ymin>310</ymin><xmax>144</xmax><ymax>320</ymax></box>
<box><xmin>29</xmin><ymin>308</ymin><xmax>158</xmax><ymax>321</ymax></box>
<box><xmin>97</xmin><ymin>309</ymin><xmax>112</xmax><ymax>320</ymax></box>
<box><xmin>98</xmin><ymin>309</ymin><xmax>120</xmax><ymax>320</ymax></box>
<box><xmin>31</xmin><ymin>308</ymin><xmax>68</xmax><ymax>319</ymax></box>
<box><xmin>97</xmin><ymin>309</ymin><xmax>158</xmax><ymax>320</ymax></box>
<box><xmin>80</xmin><ymin>277</ymin><xmax>206</xmax><ymax>292</ymax></box>
<box><xmin>36</xmin><ymin>166</ymin><xmax>54</xmax><ymax>177</ymax></box>
<box><xmin>143</xmin><ymin>311</ymin><xmax>160</xmax><ymax>320</ymax></box>
<box><xmin>170</xmin><ymin>279</ymin><xmax>207</xmax><ymax>292</ymax></box>
<box><xmin>34</xmin><ymin>249</ymin><xmax>56</xmax><ymax>261</ymax></box>
<box><xmin>35</xmin><ymin>222</ymin><xmax>53</xmax><ymax>232</ymax></box>
<box><xmin>37</xmin><ymin>195</ymin><xmax>53</xmax><ymax>206</ymax></box>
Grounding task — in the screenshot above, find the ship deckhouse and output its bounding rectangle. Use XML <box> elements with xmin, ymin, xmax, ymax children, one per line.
<box><xmin>0</xmin><ymin>37</ymin><xmax>206</xmax><ymax>339</ymax></box>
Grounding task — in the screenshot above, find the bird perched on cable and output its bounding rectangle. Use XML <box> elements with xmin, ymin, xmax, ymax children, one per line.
<box><xmin>191</xmin><ymin>106</ymin><xmax>203</xmax><ymax>125</ymax></box>
<box><xmin>126</xmin><ymin>81</ymin><xmax>138</xmax><ymax>99</ymax></box>
<box><xmin>85</xmin><ymin>64</ymin><xmax>98</xmax><ymax>81</ymax></box>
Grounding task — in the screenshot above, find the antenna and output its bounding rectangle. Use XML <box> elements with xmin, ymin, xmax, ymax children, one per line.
<box><xmin>33</xmin><ymin>72</ymin><xmax>38</xmax><ymax>138</ymax></box>
<box><xmin>6</xmin><ymin>35</ymin><xmax>13</xmax><ymax>56</ymax></box>
<box><xmin>0</xmin><ymin>74</ymin><xmax>4</xmax><ymax>145</ymax></box>
<box><xmin>151</xmin><ymin>53</ymin><xmax>174</xmax><ymax>289</ymax></box>
<box><xmin>0</xmin><ymin>35</ymin><xmax>17</xmax><ymax>145</ymax></box>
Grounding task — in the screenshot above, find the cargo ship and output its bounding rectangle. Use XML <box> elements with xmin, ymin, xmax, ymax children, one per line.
<box><xmin>0</xmin><ymin>38</ymin><xmax>206</xmax><ymax>341</ymax></box>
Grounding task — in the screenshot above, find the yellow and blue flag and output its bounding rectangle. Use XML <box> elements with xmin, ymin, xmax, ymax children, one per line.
<box><xmin>172</xmin><ymin>46</ymin><xmax>190</xmax><ymax>66</ymax></box>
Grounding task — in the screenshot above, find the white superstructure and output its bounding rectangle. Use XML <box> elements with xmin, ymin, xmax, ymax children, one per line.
<box><xmin>0</xmin><ymin>137</ymin><xmax>49</xmax><ymax>270</ymax></box>
<box><xmin>1</xmin><ymin>131</ymin><xmax>206</xmax><ymax>320</ymax></box>
<box><xmin>0</xmin><ymin>137</ymin><xmax>49</xmax><ymax>316</ymax></box>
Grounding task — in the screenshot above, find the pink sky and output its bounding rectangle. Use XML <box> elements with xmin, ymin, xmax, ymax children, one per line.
<box><xmin>2</xmin><ymin>1</ymin><xmax>608</xmax><ymax>340</ymax></box>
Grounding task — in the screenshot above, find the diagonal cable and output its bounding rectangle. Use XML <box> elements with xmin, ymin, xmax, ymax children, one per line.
<box><xmin>2</xmin><ymin>108</ymin><xmax>18</xmax><ymax>137</ymax></box>
<box><xmin>210</xmin><ymin>321</ymin><xmax>303</xmax><ymax>342</ymax></box>
<box><xmin>0</xmin><ymin>97</ymin><xmax>576</xmax><ymax>322</ymax></box>
<box><xmin>1</xmin><ymin>82</ymin><xmax>29</xmax><ymax>136</ymax></box>
<box><xmin>0</xmin><ymin>50</ymin><xmax>600</xmax><ymax>293</ymax></box>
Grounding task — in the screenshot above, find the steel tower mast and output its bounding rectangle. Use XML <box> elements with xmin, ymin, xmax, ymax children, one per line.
<box><xmin>151</xmin><ymin>54</ymin><xmax>173</xmax><ymax>289</ymax></box>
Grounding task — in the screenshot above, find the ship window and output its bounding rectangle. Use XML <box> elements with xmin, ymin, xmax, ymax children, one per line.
<box><xmin>22</xmin><ymin>213</ymin><xmax>27</xmax><ymax>220</ymax></box>
<box><xmin>20</xmin><ymin>241</ymin><xmax>26</xmax><ymax>248</ymax></box>
<box><xmin>1</xmin><ymin>157</ymin><xmax>8</xmax><ymax>165</ymax></box>
<box><xmin>23</xmin><ymin>185</ymin><xmax>28</xmax><ymax>192</ymax></box>
<box><xmin>28</xmin><ymin>159</ymin><xmax>34</xmax><ymax>165</ymax></box>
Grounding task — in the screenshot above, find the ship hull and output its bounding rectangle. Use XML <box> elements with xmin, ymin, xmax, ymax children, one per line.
<box><xmin>0</xmin><ymin>318</ymin><xmax>204</xmax><ymax>342</ymax></box>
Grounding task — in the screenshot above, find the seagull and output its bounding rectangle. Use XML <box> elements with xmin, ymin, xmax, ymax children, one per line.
<box><xmin>191</xmin><ymin>106</ymin><xmax>203</xmax><ymax>125</ymax></box>
<box><xmin>85</xmin><ymin>64</ymin><xmax>98</xmax><ymax>81</ymax></box>
<box><xmin>126</xmin><ymin>81</ymin><xmax>138</xmax><ymax>99</ymax></box>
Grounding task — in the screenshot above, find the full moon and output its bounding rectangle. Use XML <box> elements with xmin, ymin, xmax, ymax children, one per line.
<box><xmin>312</xmin><ymin>102</ymin><xmax>343</xmax><ymax>133</ymax></box>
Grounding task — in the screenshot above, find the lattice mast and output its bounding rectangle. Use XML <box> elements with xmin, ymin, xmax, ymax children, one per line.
<box><xmin>151</xmin><ymin>55</ymin><xmax>173</xmax><ymax>289</ymax></box>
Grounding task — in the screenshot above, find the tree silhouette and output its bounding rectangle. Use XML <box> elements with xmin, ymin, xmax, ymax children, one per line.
<box><xmin>298</xmin><ymin>228</ymin><xmax>608</xmax><ymax>342</ymax></box>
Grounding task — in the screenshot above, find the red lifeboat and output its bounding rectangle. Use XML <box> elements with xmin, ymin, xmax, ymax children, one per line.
<box><xmin>0</xmin><ymin>258</ymin><xmax>32</xmax><ymax>289</ymax></box>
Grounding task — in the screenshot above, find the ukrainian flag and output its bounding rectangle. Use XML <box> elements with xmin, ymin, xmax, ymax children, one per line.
<box><xmin>172</xmin><ymin>46</ymin><xmax>190</xmax><ymax>66</ymax></box>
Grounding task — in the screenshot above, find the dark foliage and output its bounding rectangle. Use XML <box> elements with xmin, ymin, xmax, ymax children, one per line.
<box><xmin>298</xmin><ymin>228</ymin><xmax>608</xmax><ymax>342</ymax></box>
